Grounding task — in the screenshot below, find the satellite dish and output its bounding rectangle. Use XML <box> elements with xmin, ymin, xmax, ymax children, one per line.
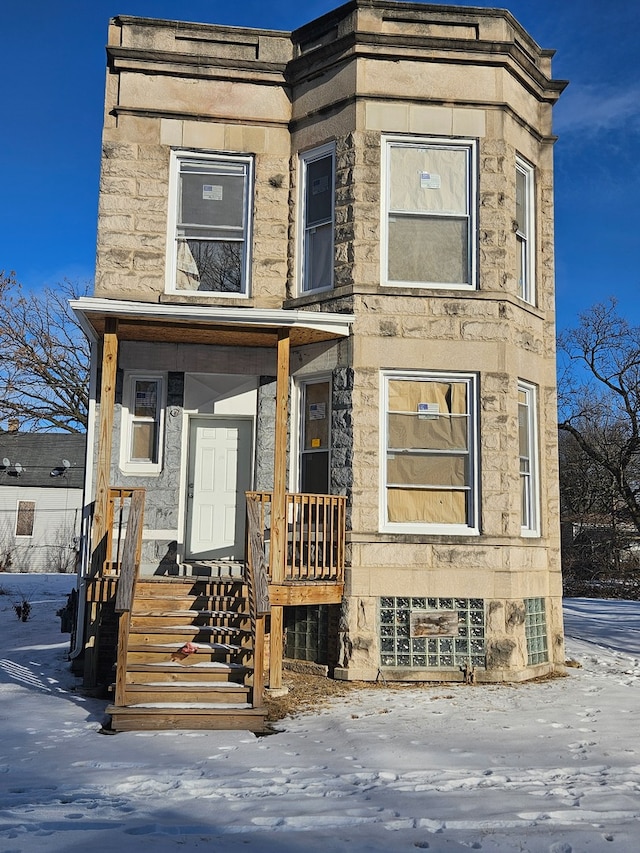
<box><xmin>62</xmin><ymin>459</ymin><xmax>71</xmax><ymax>469</ymax></box>
<box><xmin>14</xmin><ymin>463</ymin><xmax>23</xmax><ymax>474</ymax></box>
<box><xmin>2</xmin><ymin>458</ymin><xmax>10</xmax><ymax>467</ymax></box>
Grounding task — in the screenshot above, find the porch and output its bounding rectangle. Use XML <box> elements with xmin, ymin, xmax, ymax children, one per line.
<box><xmin>71</xmin><ymin>296</ymin><xmax>353</xmax><ymax>729</ymax></box>
<box><xmin>83</xmin><ymin>484</ymin><xmax>345</xmax><ymax>730</ymax></box>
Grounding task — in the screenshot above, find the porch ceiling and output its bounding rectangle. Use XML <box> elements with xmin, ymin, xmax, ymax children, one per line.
<box><xmin>70</xmin><ymin>298</ymin><xmax>354</xmax><ymax>347</ymax></box>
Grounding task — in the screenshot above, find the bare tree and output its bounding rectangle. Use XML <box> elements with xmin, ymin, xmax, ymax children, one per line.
<box><xmin>558</xmin><ymin>299</ymin><xmax>640</xmax><ymax>537</ymax></box>
<box><xmin>0</xmin><ymin>271</ymin><xmax>89</xmax><ymax>433</ymax></box>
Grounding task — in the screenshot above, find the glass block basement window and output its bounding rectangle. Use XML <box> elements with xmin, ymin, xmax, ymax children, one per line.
<box><xmin>380</xmin><ymin>597</ymin><xmax>485</xmax><ymax>668</ymax></box>
<box><xmin>285</xmin><ymin>605</ymin><xmax>330</xmax><ymax>664</ymax></box>
<box><xmin>524</xmin><ymin>597</ymin><xmax>549</xmax><ymax>664</ymax></box>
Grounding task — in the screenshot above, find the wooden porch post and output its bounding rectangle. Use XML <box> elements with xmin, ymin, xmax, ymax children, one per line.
<box><xmin>268</xmin><ymin>329</ymin><xmax>290</xmax><ymax>690</ymax></box>
<box><xmin>91</xmin><ymin>318</ymin><xmax>119</xmax><ymax>567</ymax></box>
<box><xmin>84</xmin><ymin>318</ymin><xmax>118</xmax><ymax>687</ymax></box>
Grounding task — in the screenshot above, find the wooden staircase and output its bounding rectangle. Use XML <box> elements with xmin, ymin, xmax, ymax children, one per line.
<box><xmin>106</xmin><ymin>577</ymin><xmax>267</xmax><ymax>732</ymax></box>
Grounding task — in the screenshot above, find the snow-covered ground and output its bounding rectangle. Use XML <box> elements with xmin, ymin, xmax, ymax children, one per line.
<box><xmin>1</xmin><ymin>574</ymin><xmax>639</xmax><ymax>853</ymax></box>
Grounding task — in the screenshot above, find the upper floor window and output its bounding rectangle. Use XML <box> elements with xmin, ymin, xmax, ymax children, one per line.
<box><xmin>299</xmin><ymin>144</ymin><xmax>335</xmax><ymax>294</ymax></box>
<box><xmin>381</xmin><ymin>371</ymin><xmax>478</xmax><ymax>534</ymax></box>
<box><xmin>167</xmin><ymin>152</ymin><xmax>253</xmax><ymax>296</ymax></box>
<box><xmin>382</xmin><ymin>137</ymin><xmax>476</xmax><ymax>289</ymax></box>
<box><xmin>120</xmin><ymin>373</ymin><xmax>166</xmax><ymax>475</ymax></box>
<box><xmin>518</xmin><ymin>381</ymin><xmax>540</xmax><ymax>535</ymax></box>
<box><xmin>515</xmin><ymin>157</ymin><xmax>535</xmax><ymax>304</ymax></box>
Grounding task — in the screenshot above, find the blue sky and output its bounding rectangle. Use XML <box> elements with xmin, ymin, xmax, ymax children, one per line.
<box><xmin>2</xmin><ymin>0</ymin><xmax>638</xmax><ymax>332</ymax></box>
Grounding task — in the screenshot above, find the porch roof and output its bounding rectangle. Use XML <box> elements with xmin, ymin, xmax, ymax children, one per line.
<box><xmin>70</xmin><ymin>298</ymin><xmax>354</xmax><ymax>348</ymax></box>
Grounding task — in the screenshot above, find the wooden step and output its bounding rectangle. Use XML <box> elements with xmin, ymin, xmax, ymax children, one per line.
<box><xmin>131</xmin><ymin>609</ymin><xmax>247</xmax><ymax>618</ymax></box>
<box><xmin>106</xmin><ymin>704</ymin><xmax>267</xmax><ymax>732</ymax></box>
<box><xmin>128</xmin><ymin>624</ymin><xmax>248</xmax><ymax>637</ymax></box>
<box><xmin>129</xmin><ymin>629</ymin><xmax>251</xmax><ymax>654</ymax></box>
<box><xmin>126</xmin><ymin>661</ymin><xmax>249</xmax><ymax>682</ymax></box>
<box><xmin>109</xmin><ymin>571</ymin><xmax>265</xmax><ymax>733</ymax></box>
<box><xmin>133</xmin><ymin>592</ymin><xmax>242</xmax><ymax>603</ymax></box>
<box><xmin>122</xmin><ymin>682</ymin><xmax>250</xmax><ymax>705</ymax></box>
<box><xmin>136</xmin><ymin>579</ymin><xmax>246</xmax><ymax>593</ymax></box>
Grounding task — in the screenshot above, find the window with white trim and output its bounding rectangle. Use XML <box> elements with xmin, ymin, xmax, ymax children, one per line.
<box><xmin>381</xmin><ymin>372</ymin><xmax>478</xmax><ymax>533</ymax></box>
<box><xmin>515</xmin><ymin>157</ymin><xmax>535</xmax><ymax>304</ymax></box>
<box><xmin>168</xmin><ymin>152</ymin><xmax>253</xmax><ymax>295</ymax></box>
<box><xmin>299</xmin><ymin>145</ymin><xmax>335</xmax><ymax>293</ymax></box>
<box><xmin>383</xmin><ymin>137</ymin><xmax>476</xmax><ymax>288</ymax></box>
<box><xmin>121</xmin><ymin>374</ymin><xmax>165</xmax><ymax>474</ymax></box>
<box><xmin>298</xmin><ymin>378</ymin><xmax>331</xmax><ymax>494</ymax></box>
<box><xmin>16</xmin><ymin>501</ymin><xmax>35</xmax><ymax>537</ymax></box>
<box><xmin>518</xmin><ymin>381</ymin><xmax>539</xmax><ymax>535</ymax></box>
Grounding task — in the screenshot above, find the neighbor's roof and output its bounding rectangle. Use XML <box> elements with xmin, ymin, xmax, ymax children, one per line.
<box><xmin>0</xmin><ymin>432</ymin><xmax>86</xmax><ymax>489</ymax></box>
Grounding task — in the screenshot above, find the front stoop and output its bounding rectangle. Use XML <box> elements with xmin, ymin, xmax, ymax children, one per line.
<box><xmin>106</xmin><ymin>577</ymin><xmax>267</xmax><ymax>733</ymax></box>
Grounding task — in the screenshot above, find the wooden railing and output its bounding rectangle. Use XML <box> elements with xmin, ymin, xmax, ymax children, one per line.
<box><xmin>246</xmin><ymin>491</ymin><xmax>346</xmax><ymax>584</ymax></box>
<box><xmin>245</xmin><ymin>499</ymin><xmax>271</xmax><ymax>705</ymax></box>
<box><xmin>102</xmin><ymin>488</ymin><xmax>146</xmax><ymax>578</ymax></box>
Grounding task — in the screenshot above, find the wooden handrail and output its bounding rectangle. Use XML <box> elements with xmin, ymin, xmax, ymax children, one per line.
<box><xmin>114</xmin><ymin>489</ymin><xmax>145</xmax><ymax>613</ymax></box>
<box><xmin>245</xmin><ymin>499</ymin><xmax>271</xmax><ymax>706</ymax></box>
<box><xmin>246</xmin><ymin>491</ymin><xmax>346</xmax><ymax>584</ymax></box>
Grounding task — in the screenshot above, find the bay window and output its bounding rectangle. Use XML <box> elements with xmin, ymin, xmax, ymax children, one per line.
<box><xmin>382</xmin><ymin>371</ymin><xmax>478</xmax><ymax>533</ymax></box>
<box><xmin>383</xmin><ymin>137</ymin><xmax>476</xmax><ymax>288</ymax></box>
<box><xmin>299</xmin><ymin>144</ymin><xmax>335</xmax><ymax>293</ymax></box>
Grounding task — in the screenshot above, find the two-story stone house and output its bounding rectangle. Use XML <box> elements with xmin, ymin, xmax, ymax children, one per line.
<box><xmin>71</xmin><ymin>1</ymin><xmax>567</xmax><ymax>731</ymax></box>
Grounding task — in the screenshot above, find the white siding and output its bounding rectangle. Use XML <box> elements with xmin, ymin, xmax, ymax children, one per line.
<box><xmin>0</xmin><ymin>486</ymin><xmax>83</xmax><ymax>573</ymax></box>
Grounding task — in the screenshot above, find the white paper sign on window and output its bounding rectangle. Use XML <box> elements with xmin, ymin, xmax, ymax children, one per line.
<box><xmin>420</xmin><ymin>171</ymin><xmax>441</xmax><ymax>190</ymax></box>
<box><xmin>309</xmin><ymin>403</ymin><xmax>326</xmax><ymax>420</ymax></box>
<box><xmin>312</xmin><ymin>176</ymin><xmax>329</xmax><ymax>195</ymax></box>
<box><xmin>418</xmin><ymin>402</ymin><xmax>439</xmax><ymax>420</ymax></box>
<box><xmin>202</xmin><ymin>184</ymin><xmax>223</xmax><ymax>200</ymax></box>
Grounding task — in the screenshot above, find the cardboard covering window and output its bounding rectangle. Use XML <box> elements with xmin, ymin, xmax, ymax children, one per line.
<box><xmin>387</xmin><ymin>380</ymin><xmax>469</xmax><ymax>525</ymax></box>
<box><xmin>389</xmin><ymin>146</ymin><xmax>468</xmax><ymax>214</ymax></box>
<box><xmin>388</xmin><ymin>217</ymin><xmax>468</xmax><ymax>284</ymax></box>
<box><xmin>130</xmin><ymin>379</ymin><xmax>160</xmax><ymax>463</ymax></box>
<box><xmin>132</xmin><ymin>422</ymin><xmax>157</xmax><ymax>462</ymax></box>
<box><xmin>388</xmin><ymin>145</ymin><xmax>470</xmax><ymax>285</ymax></box>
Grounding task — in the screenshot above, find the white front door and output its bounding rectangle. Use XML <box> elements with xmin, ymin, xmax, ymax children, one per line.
<box><xmin>186</xmin><ymin>417</ymin><xmax>252</xmax><ymax>560</ymax></box>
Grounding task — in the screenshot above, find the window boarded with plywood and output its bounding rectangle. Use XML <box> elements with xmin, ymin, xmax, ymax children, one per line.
<box><xmin>385</xmin><ymin>374</ymin><xmax>476</xmax><ymax>529</ymax></box>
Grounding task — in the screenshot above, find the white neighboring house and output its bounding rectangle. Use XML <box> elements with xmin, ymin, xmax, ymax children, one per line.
<box><xmin>0</xmin><ymin>432</ymin><xmax>86</xmax><ymax>573</ymax></box>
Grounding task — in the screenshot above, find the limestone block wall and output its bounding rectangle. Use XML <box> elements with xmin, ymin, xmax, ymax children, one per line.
<box><xmin>90</xmin><ymin>3</ymin><xmax>567</xmax><ymax>681</ymax></box>
<box><xmin>95</xmin><ymin>122</ymin><xmax>292</xmax><ymax>308</ymax></box>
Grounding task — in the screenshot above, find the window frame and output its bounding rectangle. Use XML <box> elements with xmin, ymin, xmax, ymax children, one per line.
<box><xmin>515</xmin><ymin>156</ymin><xmax>536</xmax><ymax>305</ymax></box>
<box><xmin>298</xmin><ymin>143</ymin><xmax>335</xmax><ymax>295</ymax></box>
<box><xmin>15</xmin><ymin>500</ymin><xmax>36</xmax><ymax>538</ymax></box>
<box><xmin>380</xmin><ymin>370</ymin><xmax>479</xmax><ymax>535</ymax></box>
<box><xmin>381</xmin><ymin>135</ymin><xmax>477</xmax><ymax>290</ymax></box>
<box><xmin>166</xmin><ymin>150</ymin><xmax>253</xmax><ymax>298</ymax></box>
<box><xmin>518</xmin><ymin>380</ymin><xmax>540</xmax><ymax>536</ymax></box>
<box><xmin>293</xmin><ymin>374</ymin><xmax>332</xmax><ymax>493</ymax></box>
<box><xmin>120</xmin><ymin>373</ymin><xmax>166</xmax><ymax>475</ymax></box>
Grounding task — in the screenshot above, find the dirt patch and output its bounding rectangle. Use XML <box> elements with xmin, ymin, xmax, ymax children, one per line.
<box><xmin>262</xmin><ymin>667</ymin><xmax>570</xmax><ymax>725</ymax></box>
<box><xmin>262</xmin><ymin>670</ymin><xmax>447</xmax><ymax>723</ymax></box>
<box><xmin>264</xmin><ymin>671</ymin><xmax>366</xmax><ymax>723</ymax></box>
